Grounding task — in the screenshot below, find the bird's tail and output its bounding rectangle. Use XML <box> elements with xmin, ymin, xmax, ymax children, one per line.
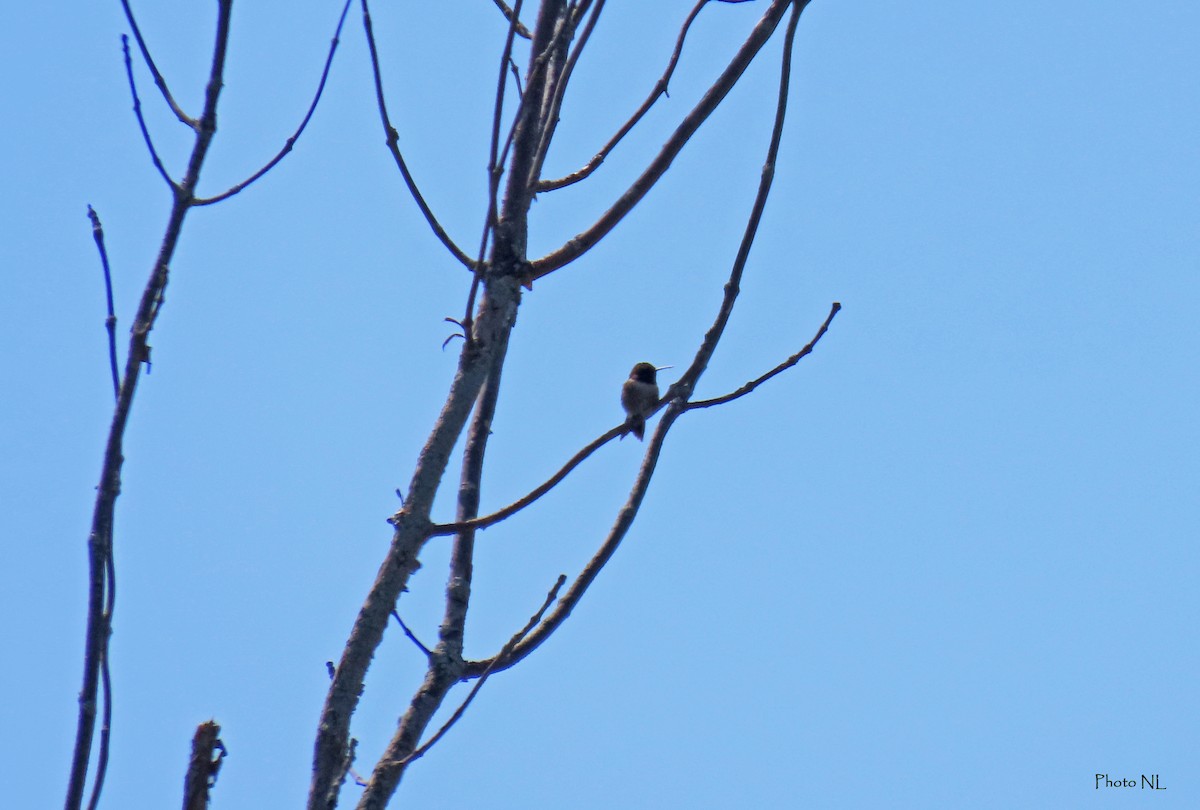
<box><xmin>626</xmin><ymin>415</ymin><xmax>645</xmax><ymax>441</ymax></box>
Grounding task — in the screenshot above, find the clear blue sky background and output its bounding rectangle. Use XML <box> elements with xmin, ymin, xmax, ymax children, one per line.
<box><xmin>3</xmin><ymin>2</ymin><xmax>1197</xmax><ymax>808</ymax></box>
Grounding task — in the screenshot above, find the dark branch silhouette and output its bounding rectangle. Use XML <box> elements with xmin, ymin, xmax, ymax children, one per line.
<box><xmin>525</xmin><ymin>0</ymin><xmax>605</xmax><ymax>190</ymax></box>
<box><xmin>67</xmin><ymin>5</ymin><xmax>235</xmax><ymax>804</ymax></box>
<box><xmin>527</xmin><ymin>0</ymin><xmax>795</xmax><ymax>279</ymax></box>
<box><xmin>537</xmin><ymin>0</ymin><xmax>708</xmax><ymax>192</ymax></box>
<box><xmin>75</xmin><ymin>2</ymin><xmax>835</xmax><ymax>808</ymax></box>
<box><xmin>194</xmin><ymin>0</ymin><xmax>353</xmax><ymax>206</ymax></box>
<box><xmin>390</xmin><ymin>610</ymin><xmax>432</xmax><ymax>657</ymax></box>
<box><xmin>687</xmin><ymin>302</ymin><xmax>842</xmax><ymax>410</ymax></box>
<box><xmin>430</xmin><ymin>424</ymin><xmax>624</xmax><ymax>536</ymax></box>
<box><xmin>182</xmin><ymin>721</ymin><xmax>226</xmax><ymax>810</ymax></box>
<box><xmin>308</xmin><ymin>5</ymin><xmax>577</xmax><ymax>806</ymax></box>
<box><xmin>68</xmin><ymin>2</ymin><xmax>347</xmax><ymax>807</ymax></box>
<box><xmin>86</xmin><ymin>206</ymin><xmax>121</xmax><ymax>401</ymax></box>
<box><xmin>121</xmin><ymin>35</ymin><xmax>176</xmax><ymax>191</ymax></box>
<box><xmin>463</xmin><ymin>0</ymin><xmax>531</xmax><ymax>334</ymax></box>
<box><xmin>360</xmin><ymin>0</ymin><xmax>477</xmax><ymax>270</ymax></box>
<box><xmin>392</xmin><ymin>575</ymin><xmax>566</xmax><ymax>769</ymax></box>
<box><xmin>118</xmin><ymin>0</ymin><xmax>195</xmax><ymax>128</ymax></box>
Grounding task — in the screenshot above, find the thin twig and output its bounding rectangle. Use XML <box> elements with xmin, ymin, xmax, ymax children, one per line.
<box><xmin>508</xmin><ymin>58</ymin><xmax>524</xmax><ymax>100</ymax></box>
<box><xmin>538</xmin><ymin>0</ymin><xmax>708</xmax><ymax>192</ymax></box>
<box><xmin>528</xmin><ymin>0</ymin><xmax>794</xmax><ymax>280</ymax></box>
<box><xmin>395</xmin><ymin>575</ymin><xmax>566</xmax><ymax>767</ymax></box>
<box><xmin>462</xmin><ymin>0</ymin><xmax>529</xmax><ymax>332</ymax></box>
<box><xmin>526</xmin><ymin>0</ymin><xmax>604</xmax><ymax>190</ymax></box>
<box><xmin>360</xmin><ymin>0</ymin><xmax>477</xmax><ymax>270</ymax></box>
<box><xmin>687</xmin><ymin>303</ymin><xmax>841</xmax><ymax>410</ymax></box>
<box><xmin>86</xmin><ymin>206</ymin><xmax>121</xmax><ymax>400</ymax></box>
<box><xmin>429</xmin><ymin>424</ymin><xmax>624</xmax><ymax>536</ymax></box>
<box><xmin>390</xmin><ymin>610</ymin><xmax>431</xmax><ymax>657</ymax></box>
<box><xmin>194</xmin><ymin>0</ymin><xmax>353</xmax><ymax>206</ymax></box>
<box><xmin>121</xmin><ymin>35</ymin><xmax>177</xmax><ymax>191</ymax></box>
<box><xmin>118</xmin><ymin>0</ymin><xmax>196</xmax><ymax>128</ymax></box>
<box><xmin>491</xmin><ymin>0</ymin><xmax>533</xmax><ymax>39</ymax></box>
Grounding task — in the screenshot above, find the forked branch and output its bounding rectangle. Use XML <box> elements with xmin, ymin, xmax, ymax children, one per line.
<box><xmin>393</xmin><ymin>575</ymin><xmax>566</xmax><ymax>768</ymax></box>
<box><xmin>194</xmin><ymin>0</ymin><xmax>353</xmax><ymax>206</ymax></box>
<box><xmin>537</xmin><ymin>0</ymin><xmax>708</xmax><ymax>192</ymax></box>
<box><xmin>466</xmin><ymin>0</ymin><xmax>813</xmax><ymax>680</ymax></box>
<box><xmin>527</xmin><ymin>0</ymin><xmax>796</xmax><ymax>279</ymax></box>
<box><xmin>360</xmin><ymin>0</ymin><xmax>477</xmax><ymax>270</ymax></box>
<box><xmin>118</xmin><ymin>0</ymin><xmax>195</xmax><ymax>128</ymax></box>
<box><xmin>688</xmin><ymin>302</ymin><xmax>841</xmax><ymax>410</ymax></box>
<box><xmin>70</xmin><ymin>1</ymin><xmax>351</xmax><ymax>806</ymax></box>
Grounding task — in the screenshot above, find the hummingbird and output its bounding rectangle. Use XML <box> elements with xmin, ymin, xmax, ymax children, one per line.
<box><xmin>621</xmin><ymin>362</ymin><xmax>665</xmax><ymax>441</ymax></box>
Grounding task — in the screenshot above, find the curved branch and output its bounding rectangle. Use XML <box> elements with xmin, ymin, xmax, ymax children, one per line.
<box><xmin>193</xmin><ymin>0</ymin><xmax>353</xmax><ymax>206</ymax></box>
<box><xmin>537</xmin><ymin>0</ymin><xmax>708</xmax><ymax>192</ymax></box>
<box><xmin>464</xmin><ymin>400</ymin><xmax>683</xmax><ymax>679</ymax></box>
<box><xmin>430</xmin><ymin>424</ymin><xmax>624</xmax><ymax>536</ymax></box>
<box><xmin>393</xmin><ymin>575</ymin><xmax>565</xmax><ymax>768</ymax></box>
<box><xmin>360</xmin><ymin>0</ymin><xmax>477</xmax><ymax>270</ymax></box>
<box><xmin>668</xmin><ymin>0</ymin><xmax>810</xmax><ymax>403</ymax></box>
<box><xmin>527</xmin><ymin>0</ymin><xmax>794</xmax><ymax>279</ymax></box>
<box><xmin>686</xmin><ymin>302</ymin><xmax>840</xmax><ymax>410</ymax></box>
<box><xmin>121</xmin><ymin>35</ymin><xmax>177</xmax><ymax>192</ymax></box>
<box><xmin>118</xmin><ymin>0</ymin><xmax>196</xmax><ymax>128</ymax></box>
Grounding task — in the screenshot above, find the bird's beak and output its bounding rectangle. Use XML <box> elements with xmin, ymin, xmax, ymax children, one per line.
<box><xmin>655</xmin><ymin>365</ymin><xmax>674</xmax><ymax>371</ymax></box>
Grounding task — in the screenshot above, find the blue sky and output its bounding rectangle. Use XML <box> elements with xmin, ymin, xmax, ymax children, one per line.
<box><xmin>3</xmin><ymin>1</ymin><xmax>1197</xmax><ymax>808</ymax></box>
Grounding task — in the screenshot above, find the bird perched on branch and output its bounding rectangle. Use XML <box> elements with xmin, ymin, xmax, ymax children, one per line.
<box><xmin>621</xmin><ymin>362</ymin><xmax>664</xmax><ymax>441</ymax></box>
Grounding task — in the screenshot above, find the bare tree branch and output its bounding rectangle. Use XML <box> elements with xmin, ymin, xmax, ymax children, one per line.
<box><xmin>429</xmin><ymin>424</ymin><xmax>624</xmax><ymax>536</ymax></box>
<box><xmin>537</xmin><ymin>0</ymin><xmax>708</xmax><ymax>192</ymax></box>
<box><xmin>393</xmin><ymin>574</ymin><xmax>566</xmax><ymax>768</ymax></box>
<box><xmin>390</xmin><ymin>610</ymin><xmax>432</xmax><ymax>657</ymax></box>
<box><xmin>357</xmin><ymin>332</ymin><xmax>514</xmax><ymax>807</ymax></box>
<box><xmin>86</xmin><ymin>206</ymin><xmax>121</xmax><ymax>401</ymax></box>
<box><xmin>193</xmin><ymin>0</ymin><xmax>353</xmax><ymax>206</ymax></box>
<box><xmin>466</xmin><ymin>0</ymin><xmax>812</xmax><ymax>680</ymax></box>
<box><xmin>305</xmin><ymin>2</ymin><xmax>828</xmax><ymax>806</ymax></box>
<box><xmin>687</xmin><ymin>302</ymin><xmax>841</xmax><ymax>410</ymax></box>
<box><xmin>465</xmin><ymin>398</ymin><xmax>683</xmax><ymax>678</ymax></box>
<box><xmin>83</xmin><ymin>556</ymin><xmax>113</xmax><ymax>810</ymax></box>
<box><xmin>121</xmin><ymin>34</ymin><xmax>177</xmax><ymax>192</ymax></box>
<box><xmin>308</xmin><ymin>3</ymin><xmax>572</xmax><ymax>804</ymax></box>
<box><xmin>527</xmin><ymin>0</ymin><xmax>795</xmax><ymax>280</ymax></box>
<box><xmin>324</xmin><ymin>738</ymin><xmax>358</xmax><ymax>809</ymax></box>
<box><xmin>360</xmin><ymin>0</ymin><xmax>477</xmax><ymax>270</ymax></box>
<box><xmin>182</xmin><ymin>721</ymin><xmax>226</xmax><ymax>810</ymax></box>
<box><xmin>463</xmin><ymin>0</ymin><xmax>531</xmax><ymax>334</ymax></box>
<box><xmin>525</xmin><ymin>0</ymin><xmax>603</xmax><ymax>190</ymax></box>
<box><xmin>491</xmin><ymin>0</ymin><xmax>533</xmax><ymax>39</ymax></box>
<box><xmin>118</xmin><ymin>0</ymin><xmax>195</xmax><ymax>128</ymax></box>
<box><xmin>65</xmin><ymin>5</ymin><xmax>235</xmax><ymax>809</ymax></box>
<box><xmin>668</xmin><ymin>0</ymin><xmax>811</xmax><ymax>403</ymax></box>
